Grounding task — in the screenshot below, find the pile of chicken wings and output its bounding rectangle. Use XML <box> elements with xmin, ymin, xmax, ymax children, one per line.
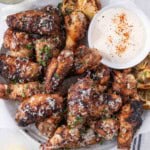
<box><xmin>0</xmin><ymin>1</ymin><xmax>143</xmax><ymax>150</ymax></box>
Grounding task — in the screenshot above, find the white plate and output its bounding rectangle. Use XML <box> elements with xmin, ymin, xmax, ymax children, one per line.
<box><xmin>0</xmin><ymin>0</ymin><xmax>149</xmax><ymax>150</ymax></box>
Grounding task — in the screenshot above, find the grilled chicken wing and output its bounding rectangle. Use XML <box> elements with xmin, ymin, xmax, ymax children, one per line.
<box><xmin>90</xmin><ymin>64</ymin><xmax>110</xmax><ymax>92</ymax></box>
<box><xmin>67</xmin><ymin>77</ymin><xmax>93</xmax><ymax>128</ymax></box>
<box><xmin>35</xmin><ymin>35</ymin><xmax>65</xmax><ymax>66</ymax></box>
<box><xmin>67</xmin><ymin>77</ymin><xmax>122</xmax><ymax>128</ymax></box>
<box><xmin>36</xmin><ymin>112</ymin><xmax>61</xmax><ymax>138</ymax></box>
<box><xmin>3</xmin><ymin>28</ymin><xmax>34</xmax><ymax>58</ymax></box>
<box><xmin>40</xmin><ymin>125</ymin><xmax>80</xmax><ymax>149</ymax></box>
<box><xmin>90</xmin><ymin>118</ymin><xmax>119</xmax><ymax>140</ymax></box>
<box><xmin>112</xmin><ymin>71</ymin><xmax>137</xmax><ymax>99</ymax></box>
<box><xmin>88</xmin><ymin>93</ymin><xmax>122</xmax><ymax>118</ymax></box>
<box><xmin>74</xmin><ymin>45</ymin><xmax>102</xmax><ymax>74</ymax></box>
<box><xmin>6</xmin><ymin>7</ymin><xmax>62</xmax><ymax>36</ymax></box>
<box><xmin>45</xmin><ymin>50</ymin><xmax>74</xmax><ymax>93</ymax></box>
<box><xmin>65</xmin><ymin>11</ymin><xmax>88</xmax><ymax>49</ymax></box>
<box><xmin>117</xmin><ymin>100</ymin><xmax>143</xmax><ymax>149</ymax></box>
<box><xmin>62</xmin><ymin>0</ymin><xmax>101</xmax><ymax>20</ymax></box>
<box><xmin>15</xmin><ymin>94</ymin><xmax>63</xmax><ymax>126</ymax></box>
<box><xmin>0</xmin><ymin>82</ymin><xmax>43</xmax><ymax>101</ymax></box>
<box><xmin>0</xmin><ymin>55</ymin><xmax>41</xmax><ymax>83</ymax></box>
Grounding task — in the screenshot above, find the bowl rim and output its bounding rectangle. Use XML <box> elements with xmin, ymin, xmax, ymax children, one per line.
<box><xmin>88</xmin><ymin>0</ymin><xmax>150</xmax><ymax>69</ymax></box>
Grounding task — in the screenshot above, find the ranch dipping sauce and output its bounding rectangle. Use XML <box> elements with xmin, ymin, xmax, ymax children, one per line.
<box><xmin>90</xmin><ymin>7</ymin><xmax>145</xmax><ymax>65</ymax></box>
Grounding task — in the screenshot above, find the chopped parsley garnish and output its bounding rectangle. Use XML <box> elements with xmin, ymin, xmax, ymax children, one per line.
<box><xmin>73</xmin><ymin>116</ymin><xmax>83</xmax><ymax>126</ymax></box>
<box><xmin>26</xmin><ymin>43</ymin><xmax>34</xmax><ymax>50</ymax></box>
<box><xmin>99</xmin><ymin>140</ymin><xmax>104</xmax><ymax>145</ymax></box>
<box><xmin>6</xmin><ymin>87</ymin><xmax>12</xmax><ymax>95</ymax></box>
<box><xmin>39</xmin><ymin>59</ymin><xmax>46</xmax><ymax>66</ymax></box>
<box><xmin>39</xmin><ymin>45</ymin><xmax>52</xmax><ymax>66</ymax></box>
<box><xmin>54</xmin><ymin>73</ymin><xmax>60</xmax><ymax>79</ymax></box>
<box><xmin>41</xmin><ymin>45</ymin><xmax>51</xmax><ymax>56</ymax></box>
<box><xmin>57</xmin><ymin>2</ymin><xmax>62</xmax><ymax>10</ymax></box>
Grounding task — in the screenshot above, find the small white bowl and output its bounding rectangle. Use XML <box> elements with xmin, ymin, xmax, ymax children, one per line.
<box><xmin>88</xmin><ymin>0</ymin><xmax>150</xmax><ymax>69</ymax></box>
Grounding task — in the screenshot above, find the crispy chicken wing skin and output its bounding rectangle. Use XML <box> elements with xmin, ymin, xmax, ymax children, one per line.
<box><xmin>40</xmin><ymin>125</ymin><xmax>80</xmax><ymax>149</ymax></box>
<box><xmin>3</xmin><ymin>28</ymin><xmax>34</xmax><ymax>58</ymax></box>
<box><xmin>45</xmin><ymin>50</ymin><xmax>74</xmax><ymax>93</ymax></box>
<box><xmin>15</xmin><ymin>94</ymin><xmax>63</xmax><ymax>126</ymax></box>
<box><xmin>62</xmin><ymin>0</ymin><xmax>101</xmax><ymax>20</ymax></box>
<box><xmin>6</xmin><ymin>7</ymin><xmax>61</xmax><ymax>35</ymax></box>
<box><xmin>0</xmin><ymin>82</ymin><xmax>43</xmax><ymax>101</ymax></box>
<box><xmin>36</xmin><ymin>112</ymin><xmax>61</xmax><ymax>138</ymax></box>
<box><xmin>0</xmin><ymin>55</ymin><xmax>41</xmax><ymax>83</ymax></box>
<box><xmin>117</xmin><ymin>100</ymin><xmax>143</xmax><ymax>149</ymax></box>
<box><xmin>35</xmin><ymin>34</ymin><xmax>65</xmax><ymax>66</ymax></box>
<box><xmin>74</xmin><ymin>45</ymin><xmax>102</xmax><ymax>74</ymax></box>
<box><xmin>112</xmin><ymin>71</ymin><xmax>137</xmax><ymax>99</ymax></box>
<box><xmin>65</xmin><ymin>11</ymin><xmax>88</xmax><ymax>49</ymax></box>
<box><xmin>90</xmin><ymin>118</ymin><xmax>119</xmax><ymax>140</ymax></box>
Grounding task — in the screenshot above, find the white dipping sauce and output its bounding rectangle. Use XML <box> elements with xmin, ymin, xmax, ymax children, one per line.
<box><xmin>91</xmin><ymin>7</ymin><xmax>145</xmax><ymax>64</ymax></box>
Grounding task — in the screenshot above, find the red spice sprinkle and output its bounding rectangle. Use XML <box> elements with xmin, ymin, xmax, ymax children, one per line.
<box><xmin>110</xmin><ymin>12</ymin><xmax>133</xmax><ymax>54</ymax></box>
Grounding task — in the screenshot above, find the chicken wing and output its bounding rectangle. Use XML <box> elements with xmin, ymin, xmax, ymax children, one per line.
<box><xmin>62</xmin><ymin>0</ymin><xmax>101</xmax><ymax>20</ymax></box>
<box><xmin>45</xmin><ymin>50</ymin><xmax>74</xmax><ymax>93</ymax></box>
<box><xmin>40</xmin><ymin>125</ymin><xmax>80</xmax><ymax>149</ymax></box>
<box><xmin>6</xmin><ymin>7</ymin><xmax>62</xmax><ymax>36</ymax></box>
<box><xmin>88</xmin><ymin>93</ymin><xmax>122</xmax><ymax>118</ymax></box>
<box><xmin>35</xmin><ymin>34</ymin><xmax>65</xmax><ymax>66</ymax></box>
<box><xmin>65</xmin><ymin>11</ymin><xmax>88</xmax><ymax>49</ymax></box>
<box><xmin>3</xmin><ymin>28</ymin><xmax>34</xmax><ymax>58</ymax></box>
<box><xmin>67</xmin><ymin>77</ymin><xmax>122</xmax><ymax>128</ymax></box>
<box><xmin>117</xmin><ymin>100</ymin><xmax>143</xmax><ymax>149</ymax></box>
<box><xmin>0</xmin><ymin>82</ymin><xmax>43</xmax><ymax>101</ymax></box>
<box><xmin>90</xmin><ymin>64</ymin><xmax>110</xmax><ymax>92</ymax></box>
<box><xmin>0</xmin><ymin>55</ymin><xmax>41</xmax><ymax>83</ymax></box>
<box><xmin>36</xmin><ymin>112</ymin><xmax>61</xmax><ymax>138</ymax></box>
<box><xmin>90</xmin><ymin>118</ymin><xmax>119</xmax><ymax>140</ymax></box>
<box><xmin>74</xmin><ymin>45</ymin><xmax>102</xmax><ymax>74</ymax></box>
<box><xmin>67</xmin><ymin>77</ymin><xmax>93</xmax><ymax>128</ymax></box>
<box><xmin>15</xmin><ymin>94</ymin><xmax>63</xmax><ymax>126</ymax></box>
<box><xmin>112</xmin><ymin>71</ymin><xmax>137</xmax><ymax>99</ymax></box>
